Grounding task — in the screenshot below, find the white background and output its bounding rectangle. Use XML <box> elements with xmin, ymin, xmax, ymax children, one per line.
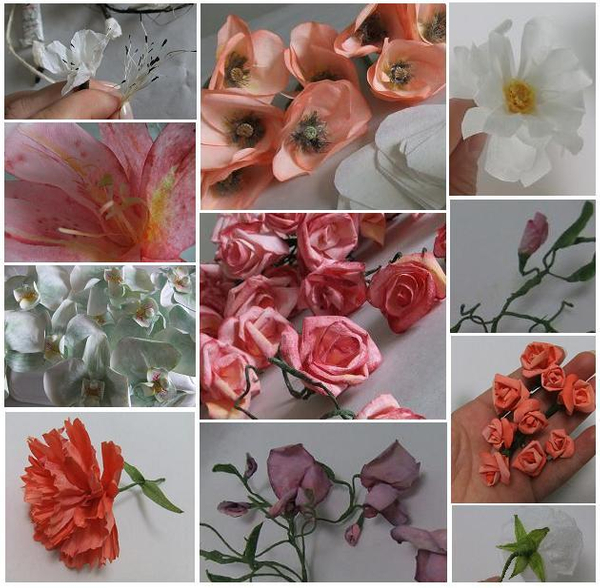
<box><xmin>450</xmin><ymin>200</ymin><xmax>596</xmax><ymax>333</ymax></box>
<box><xmin>451</xmin><ymin>335</ymin><xmax>596</xmax><ymax>503</ymax></box>
<box><xmin>453</xmin><ymin>505</ymin><xmax>595</xmax><ymax>581</ymax></box>
<box><xmin>5</xmin><ymin>412</ymin><xmax>196</xmax><ymax>582</ymax></box>
<box><xmin>200</xmin><ymin>421</ymin><xmax>447</xmax><ymax>582</ymax></box>
<box><xmin>201</xmin><ymin>213</ymin><xmax>447</xmax><ymax>419</ymax></box>
<box><xmin>449</xmin><ymin>2</ymin><xmax>596</xmax><ymax>195</ymax></box>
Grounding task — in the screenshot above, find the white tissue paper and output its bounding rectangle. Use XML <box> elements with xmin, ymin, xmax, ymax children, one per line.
<box><xmin>335</xmin><ymin>104</ymin><xmax>446</xmax><ymax>210</ymax></box>
<box><xmin>498</xmin><ymin>508</ymin><xmax>583</xmax><ymax>582</ymax></box>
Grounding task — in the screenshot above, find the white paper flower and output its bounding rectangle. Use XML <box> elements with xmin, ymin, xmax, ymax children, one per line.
<box><xmin>452</xmin><ymin>18</ymin><xmax>592</xmax><ymax>186</ymax></box>
<box><xmin>33</xmin><ymin>27</ymin><xmax>116</xmax><ymax>95</ymax></box>
<box><xmin>13</xmin><ymin>283</ymin><xmax>40</xmax><ymax>310</ymax></box>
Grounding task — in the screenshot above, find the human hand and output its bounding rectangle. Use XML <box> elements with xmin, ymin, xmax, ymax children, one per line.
<box><xmin>5</xmin><ymin>80</ymin><xmax>133</xmax><ymax>119</ymax></box>
<box><xmin>449</xmin><ymin>98</ymin><xmax>487</xmax><ymax>195</ymax></box>
<box><xmin>452</xmin><ymin>351</ymin><xmax>596</xmax><ymax>503</ymax></box>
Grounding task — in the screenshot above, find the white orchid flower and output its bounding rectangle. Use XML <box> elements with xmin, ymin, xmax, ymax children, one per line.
<box><xmin>13</xmin><ymin>283</ymin><xmax>40</xmax><ymax>310</ymax></box>
<box><xmin>452</xmin><ymin>18</ymin><xmax>592</xmax><ymax>186</ymax></box>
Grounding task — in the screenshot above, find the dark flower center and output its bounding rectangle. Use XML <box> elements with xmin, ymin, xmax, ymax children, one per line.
<box><xmin>388</xmin><ymin>61</ymin><xmax>412</xmax><ymax>87</ymax></box>
<box><xmin>356</xmin><ymin>13</ymin><xmax>388</xmax><ymax>45</ymax></box>
<box><xmin>421</xmin><ymin>12</ymin><xmax>446</xmax><ymax>44</ymax></box>
<box><xmin>226</xmin><ymin>112</ymin><xmax>265</xmax><ymax>148</ymax></box>
<box><xmin>291</xmin><ymin>111</ymin><xmax>329</xmax><ymax>153</ymax></box>
<box><xmin>225</xmin><ymin>52</ymin><xmax>250</xmax><ymax>88</ymax></box>
<box><xmin>214</xmin><ymin>170</ymin><xmax>243</xmax><ymax>195</ymax></box>
<box><xmin>309</xmin><ymin>70</ymin><xmax>341</xmax><ymax>83</ymax></box>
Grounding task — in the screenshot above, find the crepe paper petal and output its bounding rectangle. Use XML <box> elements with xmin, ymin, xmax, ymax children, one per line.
<box><xmin>5</xmin><ymin>310</ymin><xmax>46</xmax><ymax>353</ymax></box>
<box><xmin>356</xmin><ymin>394</ymin><xmax>425</xmax><ymax>420</ymax></box>
<box><xmin>154</xmin><ymin>327</ymin><xmax>196</xmax><ymax>377</ymax></box>
<box><xmin>267</xmin><ymin>444</ymin><xmax>315</xmax><ymax>499</ymax></box>
<box><xmin>139</xmin><ymin>124</ymin><xmax>196</xmax><ymax>260</ymax></box>
<box><xmin>360</xmin><ymin>440</ymin><xmax>421</xmax><ymax>491</ymax></box>
<box><xmin>520</xmin><ymin>342</ymin><xmax>565</xmax><ymax>377</ymax></box>
<box><xmin>415</xmin><ymin>550</ymin><xmax>447</xmax><ymax>582</ymax></box>
<box><xmin>479</xmin><ymin>451</ymin><xmax>511</xmax><ymax>486</ymax></box>
<box><xmin>545</xmin><ymin>429</ymin><xmax>576</xmax><ymax>459</ymax></box>
<box><xmin>512</xmin><ymin>441</ymin><xmax>547</xmax><ymax>477</ymax></box>
<box><xmin>99</xmin><ymin>123</ymin><xmax>153</xmax><ymax>197</ymax></box>
<box><xmin>64</xmin><ymin>314</ymin><xmax>105</xmax><ymax>352</ymax></box>
<box><xmin>34</xmin><ymin>265</ymin><xmax>70</xmax><ymax>310</ymax></box>
<box><xmin>217</xmin><ymin>501</ymin><xmax>252</xmax><ymax>517</ymax></box>
<box><xmin>558</xmin><ymin>374</ymin><xmax>595</xmax><ymax>415</ymax></box>
<box><xmin>110</xmin><ymin>337</ymin><xmax>181</xmax><ymax>384</ymax></box>
<box><xmin>391</xmin><ymin>526</ymin><xmax>447</xmax><ymax>554</ymax></box>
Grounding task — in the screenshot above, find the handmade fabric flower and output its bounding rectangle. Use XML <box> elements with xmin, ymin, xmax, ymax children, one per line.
<box><xmin>493</xmin><ymin>374</ymin><xmax>529</xmax><ymax>414</ymax></box>
<box><xmin>217</xmin><ymin>501</ymin><xmax>252</xmax><ymax>517</ymax></box>
<box><xmin>22</xmin><ymin>418</ymin><xmax>123</xmax><ymax>569</ymax></box>
<box><xmin>359</xmin><ymin>441</ymin><xmax>420</xmax><ymax>525</ymax></box>
<box><xmin>513</xmin><ymin>440</ymin><xmax>547</xmax><ymax>477</ymax></box>
<box><xmin>266</xmin><ymin>444</ymin><xmax>331</xmax><ymax>517</ymax></box>
<box><xmin>200</xmin><ymin>334</ymin><xmax>260</xmax><ymax>419</ymax></box>
<box><xmin>272</xmin><ymin>80</ymin><xmax>372</xmax><ymax>181</ymax></box>
<box><xmin>345</xmin><ymin>523</ymin><xmax>362</xmax><ymax>546</ymax></box>
<box><xmin>200</xmin><ymin>305</ymin><xmax>222</xmax><ymax>337</ymax></box>
<box><xmin>13</xmin><ymin>282</ymin><xmax>40</xmax><ymax>310</ymax></box>
<box><xmin>391</xmin><ymin>526</ymin><xmax>447</xmax><ymax>582</ymax></box>
<box><xmin>433</xmin><ymin>224</ymin><xmax>446</xmax><ymax>258</ymax></box>
<box><xmin>218</xmin><ymin>306</ymin><xmax>291</xmax><ymax>369</ymax></box>
<box><xmin>520</xmin><ymin>342</ymin><xmax>565</xmax><ymax>377</ymax></box>
<box><xmin>334</xmin><ymin>4</ymin><xmax>418</xmax><ymax>58</ymax></box>
<box><xmin>132</xmin><ymin>367</ymin><xmax>178</xmax><ymax>405</ymax></box>
<box><xmin>284</xmin><ymin>22</ymin><xmax>359</xmax><ymax>87</ymax></box>
<box><xmin>297</xmin><ymin>213</ymin><xmax>359</xmax><ymax>272</ymax></box>
<box><xmin>513</xmin><ymin>398</ymin><xmax>548</xmax><ymax>435</ymax></box>
<box><xmin>558</xmin><ymin>373</ymin><xmax>595</xmax><ymax>415</ymax></box>
<box><xmin>32</xmin><ymin>20</ymin><xmax>121</xmax><ymax>95</ymax></box>
<box><xmin>482</xmin><ymin>417</ymin><xmax>516</xmax><ymax>450</ymax></box>
<box><xmin>201</xmin><ymin>90</ymin><xmax>284</xmax><ymax>171</ymax></box>
<box><xmin>224</xmin><ymin>275</ymin><xmax>299</xmax><ymax>319</ymax></box>
<box><xmin>356</xmin><ymin>394</ymin><xmax>425</xmax><ymax>420</ymax></box>
<box><xmin>5</xmin><ymin>123</ymin><xmax>195</xmax><ymax>262</ymax></box>
<box><xmin>209</xmin><ymin>15</ymin><xmax>288</xmax><ymax>103</ymax></box>
<box><xmin>298</xmin><ymin>261</ymin><xmax>367</xmax><ymax>316</ymax></box>
<box><xmin>478</xmin><ymin>451</ymin><xmax>510</xmax><ymax>486</ymax></box>
<box><xmin>367</xmin><ymin>38</ymin><xmax>446</xmax><ymax>103</ymax></box>
<box><xmin>279</xmin><ymin>316</ymin><xmax>382</xmax><ymax>397</ymax></box>
<box><xmin>452</xmin><ymin>18</ymin><xmax>592</xmax><ymax>186</ymax></box>
<box><xmin>541</xmin><ymin>365</ymin><xmax>566</xmax><ymax>392</ymax></box>
<box><xmin>414</xmin><ymin>4</ymin><xmax>447</xmax><ymax>45</ymax></box>
<box><xmin>367</xmin><ymin>251</ymin><xmax>446</xmax><ymax>333</ymax></box>
<box><xmin>545</xmin><ymin>429</ymin><xmax>575</xmax><ymax>459</ymax></box>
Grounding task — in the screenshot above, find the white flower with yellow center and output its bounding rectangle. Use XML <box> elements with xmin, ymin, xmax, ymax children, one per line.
<box><xmin>452</xmin><ymin>18</ymin><xmax>592</xmax><ymax>186</ymax></box>
<box><xmin>13</xmin><ymin>283</ymin><xmax>40</xmax><ymax>310</ymax></box>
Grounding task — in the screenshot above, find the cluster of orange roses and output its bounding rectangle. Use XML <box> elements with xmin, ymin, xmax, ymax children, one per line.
<box><xmin>201</xmin><ymin>4</ymin><xmax>446</xmax><ymax>209</ymax></box>
<box><xmin>479</xmin><ymin>342</ymin><xmax>596</xmax><ymax>487</ymax></box>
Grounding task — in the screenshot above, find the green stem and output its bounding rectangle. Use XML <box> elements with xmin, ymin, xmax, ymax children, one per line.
<box><xmin>118</xmin><ymin>477</ymin><xmax>165</xmax><ymax>492</ymax></box>
<box><xmin>200</xmin><ymin>522</ymin><xmax>243</xmax><ymax>557</ymax></box>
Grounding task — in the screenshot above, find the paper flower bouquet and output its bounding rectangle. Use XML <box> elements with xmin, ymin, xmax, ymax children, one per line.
<box><xmin>201</xmin><ymin>4</ymin><xmax>447</xmax><ymax>209</ymax></box>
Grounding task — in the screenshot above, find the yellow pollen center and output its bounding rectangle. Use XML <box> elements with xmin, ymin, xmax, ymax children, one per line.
<box><xmin>504</xmin><ymin>79</ymin><xmax>536</xmax><ymax>114</ymax></box>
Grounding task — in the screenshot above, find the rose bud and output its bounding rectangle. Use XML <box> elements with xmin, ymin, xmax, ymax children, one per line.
<box><xmin>492</xmin><ymin>374</ymin><xmax>529</xmax><ymax>414</ymax></box>
<box><xmin>345</xmin><ymin>523</ymin><xmax>362</xmax><ymax>547</ymax></box>
<box><xmin>481</xmin><ymin>418</ymin><xmax>516</xmax><ymax>450</ymax></box>
<box><xmin>545</xmin><ymin>429</ymin><xmax>575</xmax><ymax>459</ymax></box>
<box><xmin>512</xmin><ymin>441</ymin><xmax>547</xmax><ymax>477</ymax></box>
<box><xmin>520</xmin><ymin>342</ymin><xmax>565</xmax><ymax>378</ymax></box>
<box><xmin>513</xmin><ymin>398</ymin><xmax>548</xmax><ymax>435</ymax></box>
<box><xmin>518</xmin><ymin>212</ymin><xmax>548</xmax><ymax>271</ymax></box>
<box><xmin>217</xmin><ymin>501</ymin><xmax>253</xmax><ymax>517</ymax></box>
<box><xmin>245</xmin><ymin>453</ymin><xmax>258</xmax><ymax>479</ymax></box>
<box><xmin>478</xmin><ymin>452</ymin><xmax>510</xmax><ymax>487</ymax></box>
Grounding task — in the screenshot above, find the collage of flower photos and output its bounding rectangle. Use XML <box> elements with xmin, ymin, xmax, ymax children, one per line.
<box><xmin>1</xmin><ymin>1</ymin><xmax>597</xmax><ymax>585</ymax></box>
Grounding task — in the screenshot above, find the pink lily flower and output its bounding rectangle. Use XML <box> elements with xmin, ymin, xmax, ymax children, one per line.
<box><xmin>5</xmin><ymin>123</ymin><xmax>195</xmax><ymax>261</ymax></box>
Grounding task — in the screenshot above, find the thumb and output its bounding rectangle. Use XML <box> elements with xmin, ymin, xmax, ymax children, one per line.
<box><xmin>449</xmin><ymin>133</ymin><xmax>487</xmax><ymax>196</ymax></box>
<box><xmin>34</xmin><ymin>88</ymin><xmax>122</xmax><ymax>119</ymax></box>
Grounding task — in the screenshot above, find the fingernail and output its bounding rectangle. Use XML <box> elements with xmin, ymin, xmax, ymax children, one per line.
<box><xmin>119</xmin><ymin>101</ymin><xmax>134</xmax><ymax>119</ymax></box>
<box><xmin>96</xmin><ymin>80</ymin><xmax>121</xmax><ymax>90</ymax></box>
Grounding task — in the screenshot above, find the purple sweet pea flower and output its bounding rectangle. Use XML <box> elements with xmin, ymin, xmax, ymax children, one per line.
<box><xmin>391</xmin><ymin>526</ymin><xmax>447</xmax><ymax>582</ymax></box>
<box><xmin>217</xmin><ymin>500</ymin><xmax>253</xmax><ymax>517</ymax></box>
<box><xmin>344</xmin><ymin>523</ymin><xmax>362</xmax><ymax>547</ymax></box>
<box><xmin>244</xmin><ymin>453</ymin><xmax>258</xmax><ymax>479</ymax></box>
<box><xmin>518</xmin><ymin>212</ymin><xmax>548</xmax><ymax>257</ymax></box>
<box><xmin>359</xmin><ymin>441</ymin><xmax>420</xmax><ymax>524</ymax></box>
<box><xmin>267</xmin><ymin>444</ymin><xmax>332</xmax><ymax>517</ymax></box>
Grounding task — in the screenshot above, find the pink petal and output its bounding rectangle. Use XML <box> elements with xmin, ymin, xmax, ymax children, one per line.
<box><xmin>360</xmin><ymin>440</ymin><xmax>420</xmax><ymax>491</ymax></box>
<box><xmin>267</xmin><ymin>444</ymin><xmax>315</xmax><ymax>498</ymax></box>
<box><xmin>391</xmin><ymin>526</ymin><xmax>447</xmax><ymax>554</ymax></box>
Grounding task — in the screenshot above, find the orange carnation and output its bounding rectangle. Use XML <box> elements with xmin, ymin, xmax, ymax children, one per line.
<box><xmin>22</xmin><ymin>418</ymin><xmax>124</xmax><ymax>569</ymax></box>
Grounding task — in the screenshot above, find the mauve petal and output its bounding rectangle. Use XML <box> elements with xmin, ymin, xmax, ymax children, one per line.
<box><xmin>268</xmin><ymin>487</ymin><xmax>298</xmax><ymax>517</ymax></box>
<box><xmin>139</xmin><ymin>124</ymin><xmax>195</xmax><ymax>260</ymax></box>
<box><xmin>296</xmin><ymin>463</ymin><xmax>332</xmax><ymax>508</ymax></box>
<box><xmin>380</xmin><ymin>500</ymin><xmax>410</xmax><ymax>526</ymax></box>
<box><xmin>360</xmin><ymin>440</ymin><xmax>420</xmax><ymax>491</ymax></box>
<box><xmin>391</xmin><ymin>526</ymin><xmax>447</xmax><ymax>554</ymax></box>
<box><xmin>267</xmin><ymin>444</ymin><xmax>315</xmax><ymax>499</ymax></box>
<box><xmin>415</xmin><ymin>550</ymin><xmax>447</xmax><ymax>582</ymax></box>
<box><xmin>364</xmin><ymin>482</ymin><xmax>401</xmax><ymax>511</ymax></box>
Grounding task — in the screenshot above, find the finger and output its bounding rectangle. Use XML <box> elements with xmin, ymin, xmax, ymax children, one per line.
<box><xmin>449</xmin><ymin>133</ymin><xmax>487</xmax><ymax>195</ymax></box>
<box><xmin>531</xmin><ymin>425</ymin><xmax>595</xmax><ymax>500</ymax></box>
<box><xmin>481</xmin><ymin>577</ymin><xmax>501</xmax><ymax>582</ymax></box>
<box><xmin>449</xmin><ymin>98</ymin><xmax>475</xmax><ymax>154</ymax></box>
<box><xmin>33</xmin><ymin>88</ymin><xmax>122</xmax><ymax>120</ymax></box>
<box><xmin>5</xmin><ymin>82</ymin><xmax>67</xmax><ymax>119</ymax></box>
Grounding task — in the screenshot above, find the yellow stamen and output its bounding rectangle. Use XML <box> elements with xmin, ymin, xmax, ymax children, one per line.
<box><xmin>504</xmin><ymin>79</ymin><xmax>536</xmax><ymax>114</ymax></box>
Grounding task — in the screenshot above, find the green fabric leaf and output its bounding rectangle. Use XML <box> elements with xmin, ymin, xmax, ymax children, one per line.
<box><xmin>496</xmin><ymin>542</ymin><xmax>519</xmax><ymax>552</ymax></box>
<box><xmin>141</xmin><ymin>480</ymin><xmax>184</xmax><ymax>513</ymax></box>
<box><xmin>529</xmin><ymin>551</ymin><xmax>546</xmax><ymax>582</ymax></box>
<box><xmin>206</xmin><ymin>571</ymin><xmax>253</xmax><ymax>582</ymax></box>
<box><xmin>550</xmin><ymin>201</ymin><xmax>594</xmax><ymax>251</ymax></box>
<box><xmin>514</xmin><ymin>514</ymin><xmax>527</xmax><ymax>541</ymax></box>
<box><xmin>528</xmin><ymin>527</ymin><xmax>550</xmax><ymax>549</ymax></box>
<box><xmin>123</xmin><ymin>461</ymin><xmax>145</xmax><ymax>484</ymax></box>
<box><xmin>200</xmin><ymin>550</ymin><xmax>241</xmax><ymax>565</ymax></box>
<box><xmin>243</xmin><ymin>523</ymin><xmax>263</xmax><ymax>566</ymax></box>
<box><xmin>510</xmin><ymin>555</ymin><xmax>530</xmax><ymax>579</ymax></box>
<box><xmin>564</xmin><ymin>255</ymin><xmax>595</xmax><ymax>282</ymax></box>
<box><xmin>212</xmin><ymin>463</ymin><xmax>243</xmax><ymax>478</ymax></box>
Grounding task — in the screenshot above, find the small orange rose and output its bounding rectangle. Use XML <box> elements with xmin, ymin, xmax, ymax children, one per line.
<box><xmin>520</xmin><ymin>342</ymin><xmax>565</xmax><ymax>378</ymax></box>
<box><xmin>541</xmin><ymin>364</ymin><xmax>566</xmax><ymax>392</ymax></box>
<box><xmin>481</xmin><ymin>417</ymin><xmax>516</xmax><ymax>450</ymax></box>
<box><xmin>478</xmin><ymin>451</ymin><xmax>510</xmax><ymax>487</ymax></box>
<box><xmin>558</xmin><ymin>373</ymin><xmax>596</xmax><ymax>415</ymax></box>
<box><xmin>492</xmin><ymin>374</ymin><xmax>529</xmax><ymax>414</ymax></box>
<box><xmin>512</xmin><ymin>441</ymin><xmax>547</xmax><ymax>477</ymax></box>
<box><xmin>545</xmin><ymin>429</ymin><xmax>575</xmax><ymax>459</ymax></box>
<box><xmin>513</xmin><ymin>398</ymin><xmax>548</xmax><ymax>435</ymax></box>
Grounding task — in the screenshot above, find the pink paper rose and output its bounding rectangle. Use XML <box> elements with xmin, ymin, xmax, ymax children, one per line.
<box><xmin>359</xmin><ymin>213</ymin><xmax>387</xmax><ymax>246</ymax></box>
<box><xmin>513</xmin><ymin>398</ymin><xmax>548</xmax><ymax>435</ymax></box>
<box><xmin>209</xmin><ymin>15</ymin><xmax>288</xmax><ymax>103</ymax></box>
<box><xmin>298</xmin><ymin>261</ymin><xmax>367</xmax><ymax>316</ymax></box>
<box><xmin>356</xmin><ymin>394</ymin><xmax>425</xmax><ymax>420</ymax></box>
<box><xmin>478</xmin><ymin>452</ymin><xmax>510</xmax><ymax>487</ymax></box>
<box><xmin>512</xmin><ymin>441</ymin><xmax>547</xmax><ymax>477</ymax></box>
<box><xmin>520</xmin><ymin>342</ymin><xmax>565</xmax><ymax>378</ymax></box>
<box><xmin>492</xmin><ymin>374</ymin><xmax>529</xmax><ymax>414</ymax></box>
<box><xmin>263</xmin><ymin>213</ymin><xmax>306</xmax><ymax>236</ymax></box>
<box><xmin>199</xmin><ymin>305</ymin><xmax>223</xmax><ymax>338</ymax></box>
<box><xmin>367</xmin><ymin>251</ymin><xmax>446</xmax><ymax>333</ymax></box>
<box><xmin>267</xmin><ymin>444</ymin><xmax>331</xmax><ymax>517</ymax></box>
<box><xmin>297</xmin><ymin>213</ymin><xmax>360</xmax><ymax>272</ymax></box>
<box><xmin>558</xmin><ymin>373</ymin><xmax>596</xmax><ymax>415</ymax></box>
<box><xmin>481</xmin><ymin>417</ymin><xmax>516</xmax><ymax>450</ymax></box>
<box><xmin>200</xmin><ymin>263</ymin><xmax>235</xmax><ymax>315</ymax></box>
<box><xmin>218</xmin><ymin>306</ymin><xmax>291</xmax><ymax>369</ymax></box>
<box><xmin>200</xmin><ymin>334</ymin><xmax>260</xmax><ymax>419</ymax></box>
<box><xmin>433</xmin><ymin>224</ymin><xmax>446</xmax><ymax>259</ymax></box>
<box><xmin>224</xmin><ymin>275</ymin><xmax>299</xmax><ymax>318</ymax></box>
<box><xmin>545</xmin><ymin>429</ymin><xmax>575</xmax><ymax>459</ymax></box>
<box><xmin>279</xmin><ymin>316</ymin><xmax>382</xmax><ymax>397</ymax></box>
<box><xmin>391</xmin><ymin>526</ymin><xmax>447</xmax><ymax>582</ymax></box>
<box><xmin>272</xmin><ymin>80</ymin><xmax>371</xmax><ymax>181</ymax></box>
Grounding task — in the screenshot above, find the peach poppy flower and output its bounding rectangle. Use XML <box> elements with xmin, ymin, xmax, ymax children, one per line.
<box><xmin>209</xmin><ymin>15</ymin><xmax>289</xmax><ymax>103</ymax></box>
<box><xmin>201</xmin><ymin>159</ymin><xmax>273</xmax><ymax>210</ymax></box>
<box><xmin>334</xmin><ymin>4</ymin><xmax>418</xmax><ymax>58</ymax></box>
<box><xmin>273</xmin><ymin>80</ymin><xmax>372</xmax><ymax>181</ymax></box>
<box><xmin>367</xmin><ymin>38</ymin><xmax>445</xmax><ymax>103</ymax></box>
<box><xmin>201</xmin><ymin>90</ymin><xmax>284</xmax><ymax>171</ymax></box>
<box><xmin>415</xmin><ymin>4</ymin><xmax>447</xmax><ymax>45</ymax></box>
<box><xmin>22</xmin><ymin>418</ymin><xmax>123</xmax><ymax>569</ymax></box>
<box><xmin>285</xmin><ymin>22</ymin><xmax>359</xmax><ymax>87</ymax></box>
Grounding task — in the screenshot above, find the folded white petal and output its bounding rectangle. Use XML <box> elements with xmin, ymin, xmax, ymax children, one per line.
<box><xmin>461</xmin><ymin>106</ymin><xmax>490</xmax><ymax>139</ymax></box>
<box><xmin>518</xmin><ymin>18</ymin><xmax>556</xmax><ymax>79</ymax></box>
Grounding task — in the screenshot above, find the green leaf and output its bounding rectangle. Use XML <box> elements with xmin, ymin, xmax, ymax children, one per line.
<box><xmin>528</xmin><ymin>527</ymin><xmax>550</xmax><ymax>549</ymax></box>
<box><xmin>510</xmin><ymin>555</ymin><xmax>530</xmax><ymax>579</ymax></box>
<box><xmin>123</xmin><ymin>461</ymin><xmax>145</xmax><ymax>484</ymax></box>
<box><xmin>206</xmin><ymin>571</ymin><xmax>253</xmax><ymax>582</ymax></box>
<box><xmin>529</xmin><ymin>551</ymin><xmax>546</xmax><ymax>582</ymax></box>
<box><xmin>212</xmin><ymin>463</ymin><xmax>243</xmax><ymax>478</ymax></box>
<box><xmin>564</xmin><ymin>255</ymin><xmax>595</xmax><ymax>282</ymax></box>
<box><xmin>514</xmin><ymin>514</ymin><xmax>527</xmax><ymax>541</ymax></box>
<box><xmin>141</xmin><ymin>480</ymin><xmax>184</xmax><ymax>513</ymax></box>
<box><xmin>550</xmin><ymin>201</ymin><xmax>594</xmax><ymax>251</ymax></box>
<box><xmin>243</xmin><ymin>523</ymin><xmax>263</xmax><ymax>567</ymax></box>
<box><xmin>496</xmin><ymin>541</ymin><xmax>519</xmax><ymax>552</ymax></box>
<box><xmin>200</xmin><ymin>549</ymin><xmax>241</xmax><ymax>565</ymax></box>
